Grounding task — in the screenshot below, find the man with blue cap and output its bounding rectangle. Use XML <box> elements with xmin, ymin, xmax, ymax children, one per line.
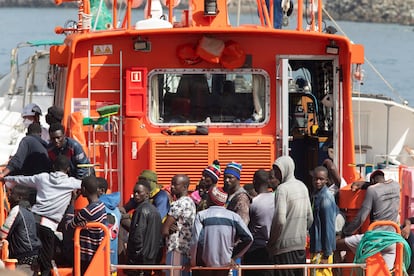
<box><xmin>224</xmin><ymin>161</ymin><xmax>251</xmax><ymax>225</ymax></box>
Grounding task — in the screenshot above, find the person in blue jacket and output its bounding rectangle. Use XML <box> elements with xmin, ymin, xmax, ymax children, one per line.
<box><xmin>97</xmin><ymin>177</ymin><xmax>121</xmax><ymax>271</ymax></box>
<box><xmin>309</xmin><ymin>166</ymin><xmax>338</xmax><ymax>276</ymax></box>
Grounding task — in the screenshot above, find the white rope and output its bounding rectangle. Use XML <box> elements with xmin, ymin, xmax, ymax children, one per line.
<box><xmin>81</xmin><ymin>12</ymin><xmax>92</xmax><ymax>30</ymax></box>
<box><xmin>93</xmin><ymin>0</ymin><xmax>105</xmax><ymax>31</ymax></box>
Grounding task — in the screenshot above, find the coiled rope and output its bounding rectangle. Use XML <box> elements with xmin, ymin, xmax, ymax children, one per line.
<box><xmin>354</xmin><ymin>230</ymin><xmax>411</xmax><ymax>273</ymax></box>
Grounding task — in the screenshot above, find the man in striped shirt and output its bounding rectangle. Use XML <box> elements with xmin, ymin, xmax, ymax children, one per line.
<box><xmin>190</xmin><ymin>186</ymin><xmax>253</xmax><ymax>276</ymax></box>
<box><xmin>65</xmin><ymin>175</ymin><xmax>107</xmax><ymax>275</ymax></box>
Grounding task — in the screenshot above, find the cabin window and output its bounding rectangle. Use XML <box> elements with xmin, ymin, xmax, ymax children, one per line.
<box><xmin>148</xmin><ymin>70</ymin><xmax>269</xmax><ymax>125</ymax></box>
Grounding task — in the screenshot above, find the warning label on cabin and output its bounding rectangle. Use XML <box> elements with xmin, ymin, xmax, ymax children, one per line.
<box><xmin>93</xmin><ymin>45</ymin><xmax>113</xmax><ymax>55</ymax></box>
<box><xmin>130</xmin><ymin>71</ymin><xmax>142</xmax><ymax>83</ymax></box>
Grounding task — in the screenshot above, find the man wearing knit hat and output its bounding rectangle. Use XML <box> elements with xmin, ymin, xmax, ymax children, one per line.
<box><xmin>123</xmin><ymin>169</ymin><xmax>170</xmax><ymax>220</ymax></box>
<box><xmin>190</xmin><ymin>186</ymin><xmax>253</xmax><ymax>276</ymax></box>
<box><xmin>224</xmin><ymin>161</ymin><xmax>251</xmax><ymax>225</ymax></box>
<box><xmin>202</xmin><ymin>160</ymin><xmax>221</xmax><ymax>187</ymax></box>
<box><xmin>191</xmin><ymin>160</ymin><xmax>221</xmax><ymax>211</ymax></box>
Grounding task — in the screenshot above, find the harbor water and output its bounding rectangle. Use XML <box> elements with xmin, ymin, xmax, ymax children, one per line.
<box><xmin>0</xmin><ymin>7</ymin><xmax>413</xmax><ymax>105</ymax></box>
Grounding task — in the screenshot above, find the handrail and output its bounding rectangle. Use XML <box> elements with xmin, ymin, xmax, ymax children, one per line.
<box><xmin>366</xmin><ymin>221</ymin><xmax>404</xmax><ymax>276</ymax></box>
<box><xmin>73</xmin><ymin>222</ymin><xmax>111</xmax><ymax>276</ymax></box>
<box><xmin>114</xmin><ymin>263</ymin><xmax>366</xmax><ymax>275</ymax></box>
<box><xmin>55</xmin><ymin>0</ymin><xmax>327</xmax><ymax>32</ymax></box>
<box><xmin>0</xmin><ymin>240</ymin><xmax>18</xmax><ymax>270</ymax></box>
<box><xmin>0</xmin><ymin>181</ymin><xmax>5</xmax><ymax>226</ymax></box>
<box><xmin>374</xmin><ymin>154</ymin><xmax>411</xmax><ymax>169</ymax></box>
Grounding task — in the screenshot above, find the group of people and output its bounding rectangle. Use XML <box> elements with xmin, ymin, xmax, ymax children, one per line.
<box><xmin>0</xmin><ymin>102</ymin><xmax>411</xmax><ymax>276</ymax></box>
<box><xmin>0</xmin><ymin>103</ymin><xmax>101</xmax><ymax>276</ymax></box>
<box><xmin>120</xmin><ymin>155</ymin><xmax>412</xmax><ymax>276</ymax></box>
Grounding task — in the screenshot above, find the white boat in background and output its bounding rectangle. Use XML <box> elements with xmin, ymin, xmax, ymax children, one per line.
<box><xmin>0</xmin><ymin>40</ymin><xmax>62</xmax><ymax>164</ymax></box>
<box><xmin>352</xmin><ymin>92</ymin><xmax>414</xmax><ymax>178</ymax></box>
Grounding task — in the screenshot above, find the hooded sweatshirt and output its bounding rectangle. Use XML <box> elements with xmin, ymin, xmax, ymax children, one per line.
<box><xmin>5</xmin><ymin>171</ymin><xmax>81</xmax><ymax>229</ymax></box>
<box><xmin>267</xmin><ymin>156</ymin><xmax>313</xmax><ymax>255</ymax></box>
<box><xmin>99</xmin><ymin>192</ymin><xmax>121</xmax><ymax>265</ymax></box>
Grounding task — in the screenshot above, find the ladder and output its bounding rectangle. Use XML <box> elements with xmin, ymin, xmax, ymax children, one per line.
<box><xmin>85</xmin><ymin>50</ymin><xmax>123</xmax><ymax>193</ymax></box>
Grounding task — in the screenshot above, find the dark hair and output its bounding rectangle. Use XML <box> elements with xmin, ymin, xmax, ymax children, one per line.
<box><xmin>173</xmin><ymin>174</ymin><xmax>190</xmax><ymax>189</ymax></box>
<box><xmin>244</xmin><ymin>183</ymin><xmax>255</xmax><ymax>191</ymax></box>
<box><xmin>27</xmin><ymin>122</ymin><xmax>42</xmax><ymax>135</ymax></box>
<box><xmin>97</xmin><ymin>177</ymin><xmax>108</xmax><ymax>192</ymax></box>
<box><xmin>49</xmin><ymin>122</ymin><xmax>65</xmax><ymax>133</ymax></box>
<box><xmin>12</xmin><ymin>185</ymin><xmax>30</xmax><ymax>201</ymax></box>
<box><xmin>253</xmin><ymin>169</ymin><xmax>269</xmax><ymax>186</ymax></box>
<box><xmin>82</xmin><ymin>175</ymin><xmax>99</xmax><ymax>195</ymax></box>
<box><xmin>53</xmin><ymin>155</ymin><xmax>71</xmax><ymax>172</ymax></box>
<box><xmin>135</xmin><ymin>178</ymin><xmax>151</xmax><ymax>192</ymax></box>
<box><xmin>370</xmin><ymin>170</ymin><xmax>385</xmax><ymax>183</ymax></box>
<box><xmin>46</xmin><ymin>106</ymin><xmax>64</xmax><ymax>125</ymax></box>
<box><xmin>313</xmin><ymin>166</ymin><xmax>329</xmax><ymax>176</ymax></box>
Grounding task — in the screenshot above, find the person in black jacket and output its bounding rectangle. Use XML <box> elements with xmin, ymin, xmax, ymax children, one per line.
<box><xmin>0</xmin><ymin>184</ymin><xmax>41</xmax><ymax>275</ymax></box>
<box><xmin>1</xmin><ymin>122</ymin><xmax>50</xmax><ymax>177</ymax></box>
<box><xmin>0</xmin><ymin>122</ymin><xmax>51</xmax><ymax>205</ymax></box>
<box><xmin>127</xmin><ymin>178</ymin><xmax>162</xmax><ymax>276</ymax></box>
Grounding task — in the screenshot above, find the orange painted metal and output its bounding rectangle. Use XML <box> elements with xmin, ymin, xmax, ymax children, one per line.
<box><xmin>39</xmin><ymin>1</ymin><xmax>385</xmax><ymax>275</ymax></box>
<box><xmin>73</xmin><ymin>222</ymin><xmax>111</xmax><ymax>276</ymax></box>
<box><xmin>50</xmin><ymin>2</ymin><xmax>366</xmax><ymax>271</ymax></box>
<box><xmin>365</xmin><ymin>221</ymin><xmax>403</xmax><ymax>276</ymax></box>
<box><xmin>0</xmin><ymin>240</ymin><xmax>18</xmax><ymax>271</ymax></box>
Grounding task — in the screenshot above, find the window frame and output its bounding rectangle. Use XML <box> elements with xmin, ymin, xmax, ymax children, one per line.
<box><xmin>147</xmin><ymin>68</ymin><xmax>271</xmax><ymax>127</ymax></box>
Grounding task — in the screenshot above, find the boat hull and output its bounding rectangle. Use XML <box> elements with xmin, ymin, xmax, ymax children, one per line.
<box><xmin>352</xmin><ymin>94</ymin><xmax>414</xmax><ymax>169</ymax></box>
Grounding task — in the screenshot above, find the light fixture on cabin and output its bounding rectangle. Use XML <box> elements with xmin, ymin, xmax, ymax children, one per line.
<box><xmin>133</xmin><ymin>37</ymin><xmax>151</xmax><ymax>51</ymax></box>
<box><xmin>326</xmin><ymin>40</ymin><xmax>339</xmax><ymax>55</ymax></box>
<box><xmin>325</xmin><ymin>25</ymin><xmax>337</xmax><ymax>34</ymax></box>
<box><xmin>204</xmin><ymin>0</ymin><xmax>218</xmax><ymax>15</ymax></box>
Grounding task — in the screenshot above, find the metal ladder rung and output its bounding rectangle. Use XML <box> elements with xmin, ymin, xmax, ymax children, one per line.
<box><xmin>88</xmin><ymin>142</ymin><xmax>119</xmax><ymax>147</ymax></box>
<box><xmin>95</xmin><ymin>168</ymin><xmax>120</xmax><ymax>173</ymax></box>
<box><xmin>87</xmin><ymin>50</ymin><xmax>123</xmax><ymax>193</ymax></box>
<box><xmin>90</xmin><ymin>63</ymin><xmax>121</xmax><ymax>67</ymax></box>
<box><xmin>90</xmin><ymin>89</ymin><xmax>121</xmax><ymax>93</ymax></box>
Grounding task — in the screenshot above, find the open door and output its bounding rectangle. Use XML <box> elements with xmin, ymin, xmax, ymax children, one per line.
<box><xmin>277</xmin><ymin>56</ymin><xmax>338</xmax><ymax>193</ymax></box>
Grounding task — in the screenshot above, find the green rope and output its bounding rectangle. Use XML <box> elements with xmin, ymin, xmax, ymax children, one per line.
<box><xmin>354</xmin><ymin>230</ymin><xmax>411</xmax><ymax>273</ymax></box>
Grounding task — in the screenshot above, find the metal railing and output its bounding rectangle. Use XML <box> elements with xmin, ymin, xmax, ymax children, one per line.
<box><xmin>114</xmin><ymin>263</ymin><xmax>367</xmax><ymax>275</ymax></box>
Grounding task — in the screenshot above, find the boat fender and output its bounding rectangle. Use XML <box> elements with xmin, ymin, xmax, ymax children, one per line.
<box><xmin>161</xmin><ymin>126</ymin><xmax>208</xmax><ymax>135</ymax></box>
<box><xmin>177</xmin><ymin>43</ymin><xmax>201</xmax><ymax>65</ymax></box>
<box><xmin>196</xmin><ymin>36</ymin><xmax>225</xmax><ymax>64</ymax></box>
<box><xmin>220</xmin><ymin>40</ymin><xmax>246</xmax><ymax>69</ymax></box>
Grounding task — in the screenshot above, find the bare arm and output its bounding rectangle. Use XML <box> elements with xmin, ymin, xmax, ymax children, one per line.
<box><xmin>161</xmin><ymin>215</ymin><xmax>177</xmax><ymax>237</ymax></box>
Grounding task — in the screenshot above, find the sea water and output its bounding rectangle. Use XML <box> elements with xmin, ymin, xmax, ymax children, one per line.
<box><xmin>1</xmin><ymin>7</ymin><xmax>413</xmax><ymax>105</ymax></box>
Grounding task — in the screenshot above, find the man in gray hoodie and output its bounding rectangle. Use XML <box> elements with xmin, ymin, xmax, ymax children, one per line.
<box><xmin>267</xmin><ymin>155</ymin><xmax>313</xmax><ymax>276</ymax></box>
<box><xmin>1</xmin><ymin>155</ymin><xmax>82</xmax><ymax>276</ymax></box>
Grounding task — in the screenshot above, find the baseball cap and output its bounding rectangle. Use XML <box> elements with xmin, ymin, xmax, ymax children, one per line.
<box><xmin>21</xmin><ymin>103</ymin><xmax>42</xmax><ymax>117</ymax></box>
